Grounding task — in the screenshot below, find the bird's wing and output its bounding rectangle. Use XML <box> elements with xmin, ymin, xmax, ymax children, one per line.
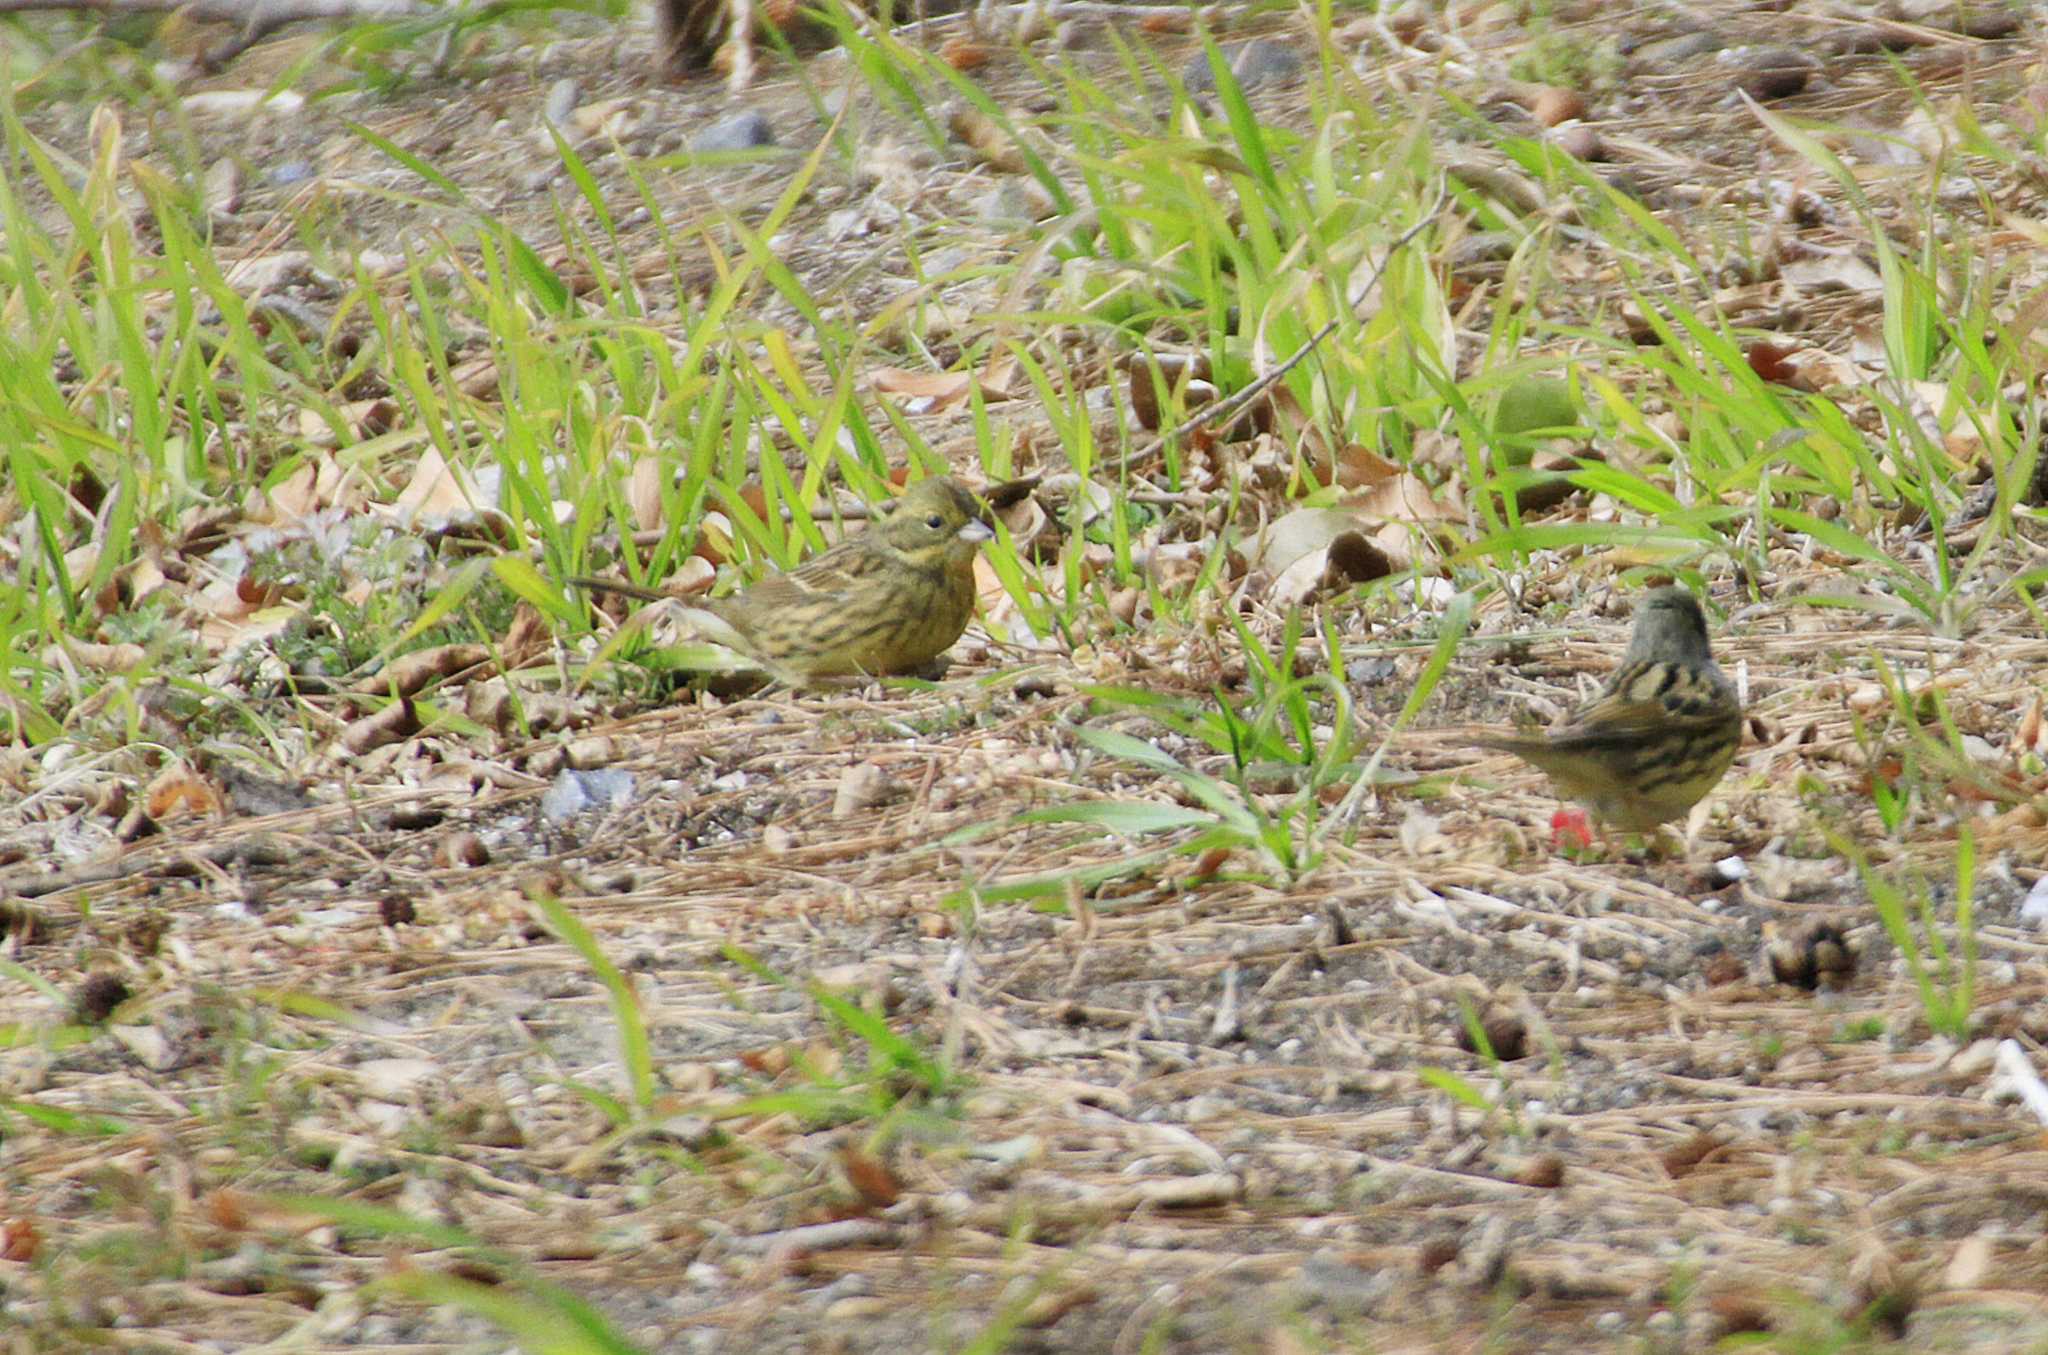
<box><xmin>1560</xmin><ymin>690</ymin><xmax>1678</xmax><ymax>736</ymax></box>
<box><xmin>727</xmin><ymin>542</ymin><xmax>885</xmax><ymax>616</ymax></box>
<box><xmin>1469</xmin><ymin>691</ymin><xmax>1675</xmax><ymax>753</ymax></box>
<box><xmin>1553</xmin><ymin>694</ymin><xmax>1736</xmax><ymax>750</ymax></box>
<box><xmin>729</xmin><ymin>570</ymin><xmax>850</xmax><ymax>614</ymax></box>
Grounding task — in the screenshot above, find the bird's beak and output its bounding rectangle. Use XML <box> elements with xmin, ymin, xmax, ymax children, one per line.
<box><xmin>960</xmin><ymin>519</ymin><xmax>995</xmax><ymax>544</ymax></box>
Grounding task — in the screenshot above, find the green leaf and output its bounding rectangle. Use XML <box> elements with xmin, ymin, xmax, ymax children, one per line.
<box><xmin>1418</xmin><ymin>1066</ymin><xmax>1492</xmax><ymax>1113</ymax></box>
<box><xmin>494</xmin><ymin>554</ymin><xmax>583</xmax><ymax>625</ymax></box>
<box><xmin>0</xmin><ymin>1098</ymin><xmax>129</xmax><ymax>1136</ymax></box>
<box><xmin>1071</xmin><ymin>723</ymin><xmax>1182</xmax><ymax>772</ymax></box>
<box><xmin>505</xmin><ymin>228</ymin><xmax>573</xmax><ymax>316</ymax></box>
<box><xmin>532</xmin><ymin>893</ymin><xmax>655</xmax><ymax>1112</ymax></box>
<box><xmin>1015</xmin><ymin>802</ymin><xmax>1214</xmax><ymax>834</ymax></box>
<box><xmin>953</xmin><ymin>844</ymin><xmax>1184</xmax><ymax>906</ymax></box>
<box><xmin>348</xmin><ymin>120</ymin><xmax>469</xmax><ymax>200</ymax></box>
<box><xmin>379</xmin><ymin>1272</ymin><xmax>650</xmax><ymax>1355</ymax></box>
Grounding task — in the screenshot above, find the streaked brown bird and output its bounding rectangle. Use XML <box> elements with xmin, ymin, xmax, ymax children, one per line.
<box><xmin>1472</xmin><ymin>587</ymin><xmax>1742</xmax><ymax>833</ymax></box>
<box><xmin>581</xmin><ymin>476</ymin><xmax>993</xmax><ymax>684</ymax></box>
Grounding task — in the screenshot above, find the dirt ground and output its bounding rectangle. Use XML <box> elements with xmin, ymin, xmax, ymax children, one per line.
<box><xmin>5</xmin><ymin>2</ymin><xmax>2048</xmax><ymax>1352</ymax></box>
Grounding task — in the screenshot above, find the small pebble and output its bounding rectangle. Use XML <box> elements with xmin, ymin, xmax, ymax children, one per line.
<box><xmin>540</xmin><ymin>768</ymin><xmax>636</xmax><ymax>822</ymax></box>
<box><xmin>543</xmin><ymin>77</ymin><xmax>580</xmax><ymax>126</ymax></box>
<box><xmin>1183</xmin><ymin>40</ymin><xmax>1303</xmax><ymax>92</ymax></box>
<box><xmin>1722</xmin><ymin>45</ymin><xmax>1821</xmax><ymax>101</ymax></box>
<box><xmin>693</xmin><ymin>111</ymin><xmax>776</xmax><ymax>153</ymax></box>
<box><xmin>2020</xmin><ymin>873</ymin><xmax>2048</xmax><ymax>928</ymax></box>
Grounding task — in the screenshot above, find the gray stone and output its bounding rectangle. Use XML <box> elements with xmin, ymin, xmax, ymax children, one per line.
<box><xmin>543</xmin><ymin>77</ymin><xmax>580</xmax><ymax>127</ymax></box>
<box><xmin>1184</xmin><ymin>40</ymin><xmax>1303</xmax><ymax>93</ymax></box>
<box><xmin>693</xmin><ymin>110</ymin><xmax>776</xmax><ymax>153</ymax></box>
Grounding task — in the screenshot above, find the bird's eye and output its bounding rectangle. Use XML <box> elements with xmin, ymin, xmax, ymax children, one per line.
<box><xmin>926</xmin><ymin>513</ymin><xmax>944</xmax><ymax>529</ymax></box>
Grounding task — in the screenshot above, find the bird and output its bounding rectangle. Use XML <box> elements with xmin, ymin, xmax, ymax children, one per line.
<box><xmin>1471</xmin><ymin>587</ymin><xmax>1743</xmax><ymax>833</ymax></box>
<box><xmin>577</xmin><ymin>476</ymin><xmax>993</xmax><ymax>684</ymax></box>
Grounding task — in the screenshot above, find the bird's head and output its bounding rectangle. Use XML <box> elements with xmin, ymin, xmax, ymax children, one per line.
<box><xmin>1626</xmin><ymin>586</ymin><xmax>1715</xmax><ymax>665</ymax></box>
<box><xmin>875</xmin><ymin>477</ymin><xmax>994</xmax><ymax>569</ymax></box>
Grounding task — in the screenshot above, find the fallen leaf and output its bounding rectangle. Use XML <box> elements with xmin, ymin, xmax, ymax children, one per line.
<box><xmin>838</xmin><ymin>1146</ymin><xmax>903</xmax><ymax>1209</ymax></box>
<box><xmin>341</xmin><ymin>695</ymin><xmax>423</xmax><ymax>756</ymax></box>
<box><xmin>629</xmin><ymin>456</ymin><xmax>667</xmax><ymax>533</ymax></box>
<box><xmin>870</xmin><ymin>366</ymin><xmax>1014</xmax><ymax>413</ymax></box>
<box><xmin>145</xmin><ymin>766</ymin><xmax>223</xmax><ymax>820</ymax></box>
<box><xmin>391</xmin><ymin>448</ymin><xmax>482</xmax><ymax>525</ymax></box>
<box><xmin>939</xmin><ymin>36</ymin><xmax>992</xmax><ymax>70</ymax></box>
<box><xmin>948</xmin><ymin>105</ymin><xmax>1028</xmax><ymax>174</ymax></box>
<box><xmin>1782</xmin><ymin>250</ymin><xmax>1884</xmax><ymax>297</ymax></box>
<box><xmin>354</xmin><ymin>644</ymin><xmax>493</xmax><ymax>699</ymax></box>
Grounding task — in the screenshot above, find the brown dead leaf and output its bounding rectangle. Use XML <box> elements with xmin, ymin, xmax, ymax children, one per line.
<box><xmin>972</xmin><ymin>554</ymin><xmax>1017</xmax><ymax>624</ymax></box>
<box><xmin>1525</xmin><ymin>84</ymin><xmax>1586</xmax><ymax>126</ymax></box>
<box><xmin>1782</xmin><ymin>250</ymin><xmax>1884</xmax><ymax>298</ymax></box>
<box><xmin>739</xmin><ymin>1044</ymin><xmax>791</xmax><ymax>1076</ymax></box>
<box><xmin>981</xmin><ymin>475</ymin><xmax>1040</xmax><ymax>514</ymax></box>
<box><xmin>450</xmin><ymin>353</ymin><xmax>499</xmax><ymax>400</ymax></box>
<box><xmin>689</xmin><ymin>512</ymin><xmax>736</xmax><ymax>567</ymax></box>
<box><xmin>1342</xmin><ymin>468</ymin><xmax>1464</xmax><ymax>525</ymax></box>
<box><xmin>206</xmin><ymin>1188</ymin><xmax>253</xmax><ymax>1232</ymax></box>
<box><xmin>195</xmin><ymin>576</ymin><xmax>300</xmax><ymax>656</ymax></box>
<box><xmin>174</xmin><ymin>505</ymin><xmax>240</xmax><ymax>555</ymax></box>
<box><xmin>981</xmin><ymin>348</ymin><xmax>1020</xmax><ymax>400</ymax></box>
<box><xmin>1189</xmin><ymin>845</ymin><xmax>1232</xmax><ymax>882</ymax></box>
<box><xmin>63</xmin><ymin>540</ymin><xmax>100</xmax><ymax>587</ymax></box>
<box><xmin>939</xmin><ymin>36</ymin><xmax>993</xmax><ymax>70</ymax></box>
<box><xmin>2019</xmin><ymin>694</ymin><xmax>2046</xmax><ymax>758</ymax></box>
<box><xmin>354</xmin><ymin>644</ymin><xmax>493</xmax><ymax>699</ymax></box>
<box><xmin>1250</xmin><ymin>507</ymin><xmax>1352</xmax><ymax>577</ymax></box>
<box><xmin>145</xmin><ymin>765</ymin><xmax>223</xmax><ymax>820</ymax></box>
<box><xmin>350</xmin><ymin>398</ymin><xmax>400</xmax><ymax>439</ymax></box>
<box><xmin>1972</xmin><ymin>800</ymin><xmax>2047</xmax><ymax>854</ymax></box>
<box><xmin>870</xmin><ymin>366</ymin><xmax>1014</xmax><ymax>413</ymax></box>
<box><xmin>1789</xmin><ymin>346</ymin><xmax>1862</xmax><ymax>390</ymax></box>
<box><xmin>266</xmin><ymin>459</ymin><xmax>323</xmax><ymax>520</ymax></box>
<box><xmin>237</xmin><ymin>573</ymin><xmax>291</xmax><ymax>609</ymax></box>
<box><xmin>669</xmin><ymin>554</ymin><xmax>719</xmax><ymax>596</ymax></box>
<box><xmin>117</xmin><ymin>549</ymin><xmax>172</xmax><ymax>610</ymax></box>
<box><xmin>1258</xmin><ymin>508</ymin><xmax>1405</xmax><ymax>604</ymax></box>
<box><xmin>1508</xmin><ymin>448</ymin><xmax>1603</xmax><ymax>517</ymax></box>
<box><xmin>629</xmin><ymin>456</ymin><xmax>667</xmax><ymax>533</ymax></box>
<box><xmin>391</xmin><ymin>448</ymin><xmax>481</xmax><ymax>524</ymax></box>
<box><xmin>1660</xmin><ymin>1130</ymin><xmax>1722</xmax><ymax>1178</ymax></box>
<box><xmin>341</xmin><ymin>695</ymin><xmax>422</xmax><ymax>756</ymax></box>
<box><xmin>48</xmin><ymin>639</ymin><xmax>148</xmax><ymax>674</ymax></box>
<box><xmin>1321</xmin><ymin>442</ymin><xmax>1404</xmax><ymax>491</ymax></box>
<box><xmin>1127</xmin><ymin>354</ymin><xmax>1216</xmax><ymax>432</ymax></box>
<box><xmin>1746</xmin><ymin>340</ymin><xmax>1801</xmax><ymax>385</ymax></box>
<box><xmin>0</xmin><ymin>1217</ymin><xmax>43</xmax><ymax>1263</ymax></box>
<box><xmin>503</xmin><ymin>603</ymin><xmax>550</xmax><ymax>668</ymax></box>
<box><xmin>1706</xmin><ymin>1293</ymin><xmax>1774</xmax><ymax>1336</ymax></box>
<box><xmin>1321</xmin><ymin>530</ymin><xmax>1399</xmax><ymax>591</ymax></box>
<box><xmin>947</xmin><ymin>105</ymin><xmax>1029</xmax><ymax>174</ymax></box>
<box><xmin>837</xmin><ymin>1145</ymin><xmax>903</xmax><ymax>1209</ymax></box>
